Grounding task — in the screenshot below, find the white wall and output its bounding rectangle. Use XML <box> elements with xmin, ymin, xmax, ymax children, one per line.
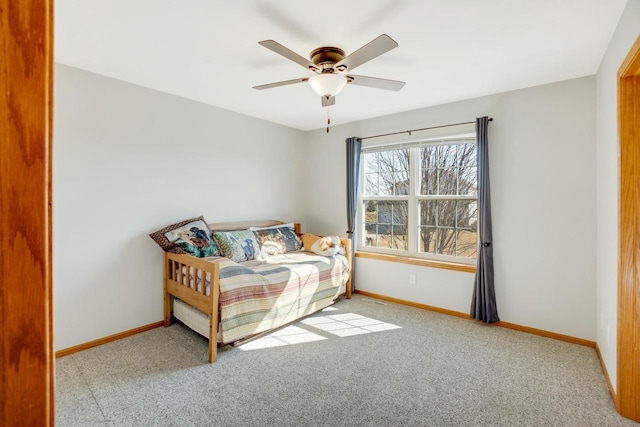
<box><xmin>305</xmin><ymin>76</ymin><xmax>597</xmax><ymax>340</ymax></box>
<box><xmin>53</xmin><ymin>65</ymin><xmax>604</xmax><ymax>351</ymax></box>
<box><xmin>595</xmin><ymin>0</ymin><xmax>640</xmax><ymax>392</ymax></box>
<box><xmin>53</xmin><ymin>64</ymin><xmax>306</xmax><ymax>350</ymax></box>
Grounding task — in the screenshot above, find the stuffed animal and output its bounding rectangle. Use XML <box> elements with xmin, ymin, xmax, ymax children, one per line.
<box><xmin>301</xmin><ymin>233</ymin><xmax>321</xmax><ymax>251</ymax></box>
<box><xmin>310</xmin><ymin>236</ymin><xmax>344</xmax><ymax>257</ymax></box>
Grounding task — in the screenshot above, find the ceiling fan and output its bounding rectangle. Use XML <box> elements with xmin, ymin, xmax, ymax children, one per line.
<box><xmin>253</xmin><ymin>34</ymin><xmax>405</xmax><ymax>107</ymax></box>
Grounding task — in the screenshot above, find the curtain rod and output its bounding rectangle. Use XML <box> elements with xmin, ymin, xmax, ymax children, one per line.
<box><xmin>361</xmin><ymin>117</ymin><xmax>493</xmax><ymax>141</ymax></box>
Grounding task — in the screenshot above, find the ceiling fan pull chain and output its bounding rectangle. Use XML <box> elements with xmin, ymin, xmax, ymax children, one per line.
<box><xmin>326</xmin><ymin>107</ymin><xmax>331</xmax><ymax>133</ymax></box>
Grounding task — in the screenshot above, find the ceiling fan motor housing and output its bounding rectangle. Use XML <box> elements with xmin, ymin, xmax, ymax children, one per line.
<box><xmin>310</xmin><ymin>47</ymin><xmax>345</xmax><ymax>72</ymax></box>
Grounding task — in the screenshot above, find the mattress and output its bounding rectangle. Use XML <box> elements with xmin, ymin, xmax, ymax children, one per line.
<box><xmin>173</xmin><ymin>297</ymin><xmax>222</xmax><ymax>341</ymax></box>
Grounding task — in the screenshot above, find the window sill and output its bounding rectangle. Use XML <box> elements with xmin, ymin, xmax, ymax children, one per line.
<box><xmin>355</xmin><ymin>251</ymin><xmax>476</xmax><ymax>273</ymax></box>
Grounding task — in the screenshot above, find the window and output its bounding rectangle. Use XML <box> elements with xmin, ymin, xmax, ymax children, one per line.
<box><xmin>360</xmin><ymin>132</ymin><xmax>478</xmax><ymax>263</ymax></box>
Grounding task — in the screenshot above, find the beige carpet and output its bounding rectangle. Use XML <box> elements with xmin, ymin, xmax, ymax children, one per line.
<box><xmin>55</xmin><ymin>294</ymin><xmax>637</xmax><ymax>426</ymax></box>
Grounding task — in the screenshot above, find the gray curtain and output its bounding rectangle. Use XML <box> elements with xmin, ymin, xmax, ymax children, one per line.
<box><xmin>346</xmin><ymin>137</ymin><xmax>362</xmax><ymax>291</ymax></box>
<box><xmin>470</xmin><ymin>117</ymin><xmax>499</xmax><ymax>323</ymax></box>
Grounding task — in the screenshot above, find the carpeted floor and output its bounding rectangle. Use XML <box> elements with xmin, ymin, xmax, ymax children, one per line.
<box><xmin>55</xmin><ymin>294</ymin><xmax>638</xmax><ymax>426</ymax></box>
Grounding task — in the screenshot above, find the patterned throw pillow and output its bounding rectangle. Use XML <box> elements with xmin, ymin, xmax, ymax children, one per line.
<box><xmin>211</xmin><ymin>230</ymin><xmax>261</xmax><ymax>263</ymax></box>
<box><xmin>252</xmin><ymin>224</ymin><xmax>303</xmax><ymax>257</ymax></box>
<box><xmin>149</xmin><ymin>216</ymin><xmax>220</xmax><ymax>257</ymax></box>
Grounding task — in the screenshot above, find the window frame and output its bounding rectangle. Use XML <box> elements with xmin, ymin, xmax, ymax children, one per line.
<box><xmin>357</xmin><ymin>131</ymin><xmax>478</xmax><ymax>266</ymax></box>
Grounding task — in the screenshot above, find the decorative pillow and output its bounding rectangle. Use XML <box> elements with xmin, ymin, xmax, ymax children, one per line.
<box><xmin>252</xmin><ymin>224</ymin><xmax>303</xmax><ymax>257</ymax></box>
<box><xmin>310</xmin><ymin>236</ymin><xmax>344</xmax><ymax>257</ymax></box>
<box><xmin>301</xmin><ymin>233</ymin><xmax>321</xmax><ymax>251</ymax></box>
<box><xmin>149</xmin><ymin>216</ymin><xmax>220</xmax><ymax>257</ymax></box>
<box><xmin>211</xmin><ymin>230</ymin><xmax>261</xmax><ymax>263</ymax></box>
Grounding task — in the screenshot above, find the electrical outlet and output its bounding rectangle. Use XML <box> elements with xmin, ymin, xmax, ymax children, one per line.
<box><xmin>409</xmin><ymin>274</ymin><xmax>416</xmax><ymax>284</ymax></box>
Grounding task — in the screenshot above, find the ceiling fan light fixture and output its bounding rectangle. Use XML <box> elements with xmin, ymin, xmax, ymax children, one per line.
<box><xmin>308</xmin><ymin>73</ymin><xmax>347</xmax><ymax>97</ymax></box>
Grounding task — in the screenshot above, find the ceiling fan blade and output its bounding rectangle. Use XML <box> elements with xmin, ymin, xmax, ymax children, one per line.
<box><xmin>321</xmin><ymin>95</ymin><xmax>335</xmax><ymax>107</ymax></box>
<box><xmin>258</xmin><ymin>40</ymin><xmax>320</xmax><ymax>72</ymax></box>
<box><xmin>346</xmin><ymin>74</ymin><xmax>405</xmax><ymax>91</ymax></box>
<box><xmin>334</xmin><ymin>34</ymin><xmax>398</xmax><ymax>72</ymax></box>
<box><xmin>253</xmin><ymin>77</ymin><xmax>309</xmax><ymax>90</ymax></box>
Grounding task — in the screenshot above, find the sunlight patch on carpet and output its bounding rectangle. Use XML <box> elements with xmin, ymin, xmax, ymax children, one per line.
<box><xmin>238</xmin><ymin>326</ymin><xmax>326</xmax><ymax>350</ymax></box>
<box><xmin>238</xmin><ymin>313</ymin><xmax>401</xmax><ymax>351</ymax></box>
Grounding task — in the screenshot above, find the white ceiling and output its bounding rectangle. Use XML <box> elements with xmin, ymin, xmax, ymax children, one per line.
<box><xmin>55</xmin><ymin>0</ymin><xmax>627</xmax><ymax>131</ymax></box>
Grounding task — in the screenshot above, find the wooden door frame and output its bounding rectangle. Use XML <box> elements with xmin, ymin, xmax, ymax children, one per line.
<box><xmin>0</xmin><ymin>0</ymin><xmax>54</xmax><ymax>425</ymax></box>
<box><xmin>617</xmin><ymin>35</ymin><xmax>640</xmax><ymax>422</ymax></box>
<box><xmin>0</xmin><ymin>1</ymin><xmax>637</xmax><ymax>424</ymax></box>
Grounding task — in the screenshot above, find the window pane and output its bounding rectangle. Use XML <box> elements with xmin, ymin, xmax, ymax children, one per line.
<box><xmin>392</xmin><ymin>225</ymin><xmax>408</xmax><ymax>250</ymax></box>
<box><xmin>435</xmin><ymin>228</ymin><xmax>456</xmax><ymax>255</ymax></box>
<box><xmin>393</xmin><ymin>204</ymin><xmax>407</xmax><ymax>225</ymax></box>
<box><xmin>364</xmin><ymin>200</ymin><xmax>378</xmax><ymax>247</ymax></box>
<box><xmin>456</xmin><ymin>200</ymin><xmax>478</xmax><ymax>230</ymax></box>
<box><xmin>377</xmin><ymin>201</ymin><xmax>392</xmax><ymax>224</ymax></box>
<box><xmin>378</xmin><ymin>151</ymin><xmax>395</xmax><ymax>173</ymax></box>
<box><xmin>365</xmin><ymin>173</ymin><xmax>379</xmax><ymax>196</ymax></box>
<box><xmin>364</xmin><ymin>225</ymin><xmax>377</xmax><ymax>247</ymax></box>
<box><xmin>377</xmin><ymin>173</ymin><xmax>393</xmax><ymax>196</ymax></box>
<box><xmin>420</xmin><ymin>168</ymin><xmax>436</xmax><ymax>195</ymax></box>
<box><xmin>419</xmin><ymin>227</ymin><xmax>436</xmax><ymax>253</ymax></box>
<box><xmin>420</xmin><ymin>147</ymin><xmax>436</xmax><ymax>195</ymax></box>
<box><xmin>457</xmin><ymin>143</ymin><xmax>477</xmax><ymax>167</ymax></box>
<box><xmin>437</xmin><ymin>200</ymin><xmax>457</xmax><ymax>228</ymax></box>
<box><xmin>456</xmin><ymin>230</ymin><xmax>477</xmax><ymax>257</ymax></box>
<box><xmin>457</xmin><ymin>144</ymin><xmax>476</xmax><ymax>195</ymax></box>
<box><xmin>364</xmin><ymin>200</ymin><xmax>377</xmax><ymax>223</ymax></box>
<box><xmin>458</xmin><ymin>166</ymin><xmax>477</xmax><ymax>196</ymax></box>
<box><xmin>394</xmin><ymin>150</ymin><xmax>409</xmax><ymax>171</ymax></box>
<box><xmin>363</xmin><ymin>152</ymin><xmax>379</xmax><ymax>174</ymax></box>
<box><xmin>440</xmin><ymin>145</ymin><xmax>453</xmax><ymax>167</ymax></box>
<box><xmin>419</xmin><ymin>200</ymin><xmax>436</xmax><ymax>227</ymax></box>
<box><xmin>375</xmin><ymin>233</ymin><xmax>391</xmax><ymax>248</ymax></box>
<box><xmin>363</xmin><ymin>152</ymin><xmax>379</xmax><ymax>196</ymax></box>
<box><xmin>438</xmin><ymin>167</ymin><xmax>457</xmax><ymax>195</ymax></box>
<box><xmin>394</xmin><ymin>172</ymin><xmax>409</xmax><ymax>195</ymax></box>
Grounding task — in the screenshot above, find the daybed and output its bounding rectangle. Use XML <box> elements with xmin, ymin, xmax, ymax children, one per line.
<box><xmin>152</xmin><ymin>219</ymin><xmax>351</xmax><ymax>363</ymax></box>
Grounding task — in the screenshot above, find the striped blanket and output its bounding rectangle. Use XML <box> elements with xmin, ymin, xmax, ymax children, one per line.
<box><xmin>217</xmin><ymin>251</ymin><xmax>349</xmax><ymax>344</ymax></box>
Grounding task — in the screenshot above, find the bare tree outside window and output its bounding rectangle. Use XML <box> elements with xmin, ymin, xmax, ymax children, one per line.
<box><xmin>419</xmin><ymin>143</ymin><xmax>477</xmax><ymax>257</ymax></box>
<box><xmin>362</xmin><ymin>140</ymin><xmax>478</xmax><ymax>259</ymax></box>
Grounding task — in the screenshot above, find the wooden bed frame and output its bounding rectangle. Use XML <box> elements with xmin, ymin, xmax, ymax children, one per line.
<box><xmin>163</xmin><ymin>220</ymin><xmax>352</xmax><ymax>363</ymax></box>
